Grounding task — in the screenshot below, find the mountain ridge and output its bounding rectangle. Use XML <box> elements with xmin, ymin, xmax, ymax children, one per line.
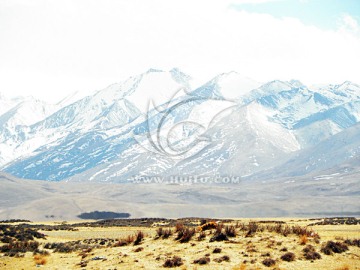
<box><xmin>0</xmin><ymin>69</ymin><xmax>359</xmax><ymax>183</ymax></box>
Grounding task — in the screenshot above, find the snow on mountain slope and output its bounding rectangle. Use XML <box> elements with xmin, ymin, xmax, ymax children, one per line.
<box><xmin>191</xmin><ymin>71</ymin><xmax>261</xmax><ymax>100</ymax></box>
<box><xmin>248</xmin><ymin>81</ymin><xmax>327</xmax><ymax>126</ymax></box>
<box><xmin>33</xmin><ymin>68</ymin><xmax>190</xmax><ymax>132</ymax></box>
<box><xmin>1</xmin><ymin>70</ymin><xmax>359</xmax><ymax>182</ymax></box>
<box><xmin>250</xmin><ymin>121</ymin><xmax>360</xmax><ymax>179</ymax></box>
<box><xmin>0</xmin><ymin>97</ymin><xmax>57</xmax><ymax>130</ymax></box>
<box><xmin>0</xmin><ymin>96</ymin><xmax>58</xmax><ymax>166</ymax></box>
<box><xmin>243</xmin><ymin>81</ymin><xmax>360</xmax><ymax>148</ymax></box>
<box><xmin>56</xmin><ymin>89</ymin><xmax>95</xmax><ymax>107</ymax></box>
<box><xmin>65</xmin><ymin>102</ymin><xmax>300</xmax><ymax>183</ymax></box>
<box><xmin>245</xmin><ymin>80</ymin><xmax>295</xmax><ymax>103</ymax></box>
<box><xmin>167</xmin><ymin>102</ymin><xmax>300</xmax><ymax>178</ymax></box>
<box><xmin>1</xmin><ymin>69</ymin><xmax>193</xmax><ymax>179</ymax></box>
<box><xmin>0</xmin><ymin>93</ymin><xmax>22</xmax><ymax>116</ymax></box>
<box><xmin>65</xmin><ymin>80</ymin><xmax>359</xmax><ymax>183</ymax></box>
<box><xmin>125</xmin><ymin>68</ymin><xmax>192</xmax><ymax>113</ymax></box>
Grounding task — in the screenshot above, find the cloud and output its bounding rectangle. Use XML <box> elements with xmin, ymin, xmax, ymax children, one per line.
<box><xmin>338</xmin><ymin>14</ymin><xmax>360</xmax><ymax>36</ymax></box>
<box><xmin>0</xmin><ymin>0</ymin><xmax>359</xmax><ymax>102</ymax></box>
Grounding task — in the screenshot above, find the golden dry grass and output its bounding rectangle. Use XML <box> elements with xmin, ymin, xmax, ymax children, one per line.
<box><xmin>0</xmin><ymin>218</ymin><xmax>359</xmax><ymax>270</ymax></box>
<box><xmin>33</xmin><ymin>254</ymin><xmax>47</xmax><ymax>265</ymax></box>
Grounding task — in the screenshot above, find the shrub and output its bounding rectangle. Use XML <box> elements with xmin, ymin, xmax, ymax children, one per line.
<box><xmin>113</xmin><ymin>240</ymin><xmax>127</xmax><ymax>247</ymax></box>
<box><xmin>214</xmin><ymin>255</ymin><xmax>230</xmax><ymax>263</ymax></box>
<box><xmin>179</xmin><ymin>228</ymin><xmax>195</xmax><ymax>243</ymax></box>
<box><xmin>282</xmin><ymin>225</ymin><xmax>291</xmax><ymax>237</ymax></box>
<box><xmin>175</xmin><ymin>222</ymin><xmax>184</xmax><ymax>232</ymax></box>
<box><xmin>156</xmin><ymin>228</ymin><xmax>172</xmax><ymax>239</ymax></box>
<box><xmin>344</xmin><ymin>239</ymin><xmax>360</xmax><ymax>247</ymax></box>
<box><xmin>321</xmin><ymin>241</ymin><xmax>348</xmax><ymax>255</ymax></box>
<box><xmin>210</xmin><ymin>232</ymin><xmax>229</xmax><ymax>242</ymax></box>
<box><xmin>193</xmin><ymin>257</ymin><xmax>210</xmax><ymax>264</ymax></box>
<box><xmin>280</xmin><ymin>252</ymin><xmax>295</xmax><ymax>262</ymax></box>
<box><xmin>134</xmin><ymin>231</ymin><xmax>144</xmax><ymax>245</ymax></box>
<box><xmin>198</xmin><ymin>221</ymin><xmax>218</xmax><ymax>232</ymax></box>
<box><xmin>197</xmin><ymin>231</ymin><xmax>206</xmax><ymax>241</ymax></box>
<box><xmin>213</xmin><ymin>247</ymin><xmax>222</xmax><ymax>253</ymax></box>
<box><xmin>134</xmin><ymin>247</ymin><xmax>143</xmax><ymax>252</ymax></box>
<box><xmin>156</xmin><ymin>227</ymin><xmax>163</xmax><ymax>239</ymax></box>
<box><xmin>246</xmin><ymin>222</ymin><xmax>258</xmax><ymax>237</ymax></box>
<box><xmin>163</xmin><ymin>256</ymin><xmax>183</xmax><ymax>267</ymax></box>
<box><xmin>304</xmin><ymin>251</ymin><xmax>321</xmax><ymax>260</ymax></box>
<box><xmin>303</xmin><ymin>245</ymin><xmax>315</xmax><ymax>253</ymax></box>
<box><xmin>175</xmin><ymin>229</ymin><xmax>183</xmax><ymax>241</ymax></box>
<box><xmin>302</xmin><ymin>245</ymin><xmax>321</xmax><ymax>260</ymax></box>
<box><xmin>225</xmin><ymin>225</ymin><xmax>237</xmax><ymax>237</ymax></box>
<box><xmin>215</xmin><ymin>223</ymin><xmax>224</xmax><ymax>235</ymax></box>
<box><xmin>262</xmin><ymin>258</ymin><xmax>276</xmax><ymax>267</ymax></box>
<box><xmin>235</xmin><ymin>222</ymin><xmax>247</xmax><ymax>230</ymax></box>
<box><xmin>163</xmin><ymin>228</ymin><xmax>172</xmax><ymax>239</ymax></box>
<box><xmin>126</xmin><ymin>234</ymin><xmax>135</xmax><ymax>244</ymax></box>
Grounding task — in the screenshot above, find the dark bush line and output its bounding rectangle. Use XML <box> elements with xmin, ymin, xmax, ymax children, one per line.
<box><xmin>234</xmin><ymin>222</ymin><xmax>320</xmax><ymax>239</ymax></box>
<box><xmin>309</xmin><ymin>217</ymin><xmax>360</xmax><ymax>226</ymax></box>
<box><xmin>0</xmin><ymin>241</ymin><xmax>40</xmax><ymax>257</ymax></box>
<box><xmin>75</xmin><ymin>218</ymin><xmax>175</xmax><ymax>228</ymax></box>
<box><xmin>44</xmin><ymin>241</ymin><xmax>92</xmax><ymax>253</ymax></box>
<box><xmin>344</xmin><ymin>239</ymin><xmax>360</xmax><ymax>248</ymax></box>
<box><xmin>257</xmin><ymin>220</ymin><xmax>286</xmax><ymax>224</ymax></box>
<box><xmin>0</xmin><ymin>225</ymin><xmax>46</xmax><ymax>243</ymax></box>
<box><xmin>0</xmin><ymin>219</ymin><xmax>31</xmax><ymax>223</ymax></box>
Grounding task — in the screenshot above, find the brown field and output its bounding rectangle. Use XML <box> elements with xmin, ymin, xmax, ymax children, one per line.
<box><xmin>0</xmin><ymin>217</ymin><xmax>359</xmax><ymax>270</ymax></box>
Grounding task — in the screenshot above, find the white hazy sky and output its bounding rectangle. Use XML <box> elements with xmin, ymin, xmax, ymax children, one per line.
<box><xmin>0</xmin><ymin>0</ymin><xmax>360</xmax><ymax>103</ymax></box>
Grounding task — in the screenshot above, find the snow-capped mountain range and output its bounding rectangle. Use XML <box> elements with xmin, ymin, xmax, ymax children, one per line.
<box><xmin>0</xmin><ymin>68</ymin><xmax>359</xmax><ymax>182</ymax></box>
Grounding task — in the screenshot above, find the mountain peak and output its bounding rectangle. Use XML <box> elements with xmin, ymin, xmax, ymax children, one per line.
<box><xmin>191</xmin><ymin>72</ymin><xmax>260</xmax><ymax>100</ymax></box>
<box><xmin>288</xmin><ymin>79</ymin><xmax>306</xmax><ymax>88</ymax></box>
<box><xmin>169</xmin><ymin>67</ymin><xmax>191</xmax><ymax>78</ymax></box>
<box><xmin>332</xmin><ymin>81</ymin><xmax>360</xmax><ymax>97</ymax></box>
<box><xmin>338</xmin><ymin>80</ymin><xmax>359</xmax><ymax>89</ymax></box>
<box><xmin>260</xmin><ymin>80</ymin><xmax>293</xmax><ymax>92</ymax></box>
